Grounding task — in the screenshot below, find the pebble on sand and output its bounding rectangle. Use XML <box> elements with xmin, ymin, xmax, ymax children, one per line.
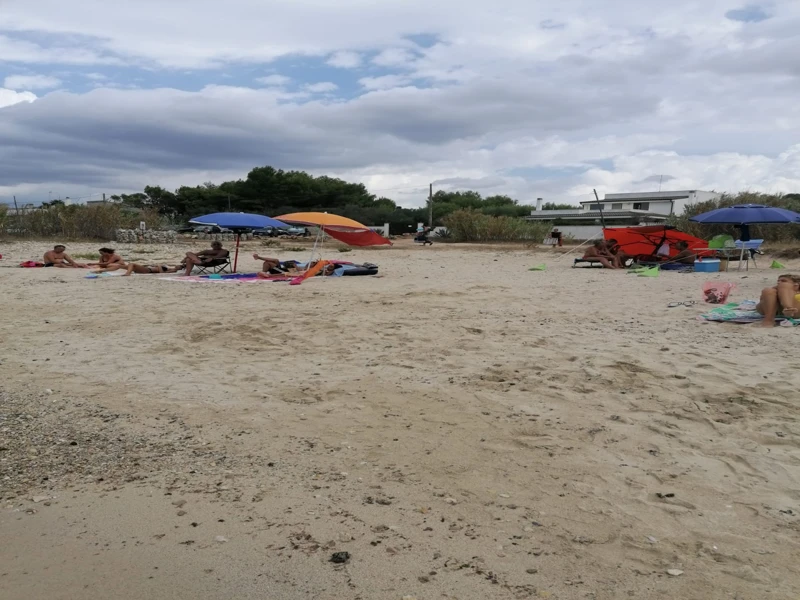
<box><xmin>666</xmin><ymin>569</ymin><xmax>684</xmax><ymax>576</ymax></box>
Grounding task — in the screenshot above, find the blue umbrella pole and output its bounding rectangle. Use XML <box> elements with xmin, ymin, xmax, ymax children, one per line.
<box><xmin>234</xmin><ymin>233</ymin><xmax>240</xmax><ymax>273</ymax></box>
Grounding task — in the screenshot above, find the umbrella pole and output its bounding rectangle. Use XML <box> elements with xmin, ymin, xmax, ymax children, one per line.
<box><xmin>234</xmin><ymin>233</ymin><xmax>240</xmax><ymax>273</ymax></box>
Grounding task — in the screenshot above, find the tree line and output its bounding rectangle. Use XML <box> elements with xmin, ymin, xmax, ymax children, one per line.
<box><xmin>108</xmin><ymin>165</ymin><xmax>571</xmax><ymax>233</ymax></box>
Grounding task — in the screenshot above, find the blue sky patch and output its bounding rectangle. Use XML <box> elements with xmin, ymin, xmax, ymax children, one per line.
<box><xmin>725</xmin><ymin>5</ymin><xmax>771</xmax><ymax>22</ymax></box>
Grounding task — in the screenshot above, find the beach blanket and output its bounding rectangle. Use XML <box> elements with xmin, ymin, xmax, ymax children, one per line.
<box><xmin>85</xmin><ymin>271</ymin><xmax>126</xmax><ymax>279</ymax></box>
<box><xmin>699</xmin><ymin>301</ymin><xmax>798</xmax><ymax>326</ymax></box>
<box><xmin>160</xmin><ymin>273</ymin><xmax>291</xmax><ymax>283</ymax></box>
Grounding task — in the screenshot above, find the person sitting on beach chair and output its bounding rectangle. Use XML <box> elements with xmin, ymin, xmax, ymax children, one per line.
<box><xmin>604</xmin><ymin>239</ymin><xmax>632</xmax><ymax>268</ymax></box>
<box><xmin>582</xmin><ymin>240</ymin><xmax>618</xmax><ymax>269</ymax></box>
<box><xmin>756</xmin><ymin>274</ymin><xmax>800</xmax><ymax>327</ymax></box>
<box><xmin>43</xmin><ymin>245</ymin><xmax>87</xmax><ymax>268</ymax></box>
<box><xmin>183</xmin><ymin>241</ymin><xmax>229</xmax><ymax>276</ymax></box>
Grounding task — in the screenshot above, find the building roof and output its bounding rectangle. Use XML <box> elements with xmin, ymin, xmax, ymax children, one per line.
<box><xmin>580</xmin><ymin>190</ymin><xmax>713</xmax><ymax>204</ymax></box>
<box><xmin>526</xmin><ymin>209</ymin><xmax>668</xmax><ymax>221</ymax></box>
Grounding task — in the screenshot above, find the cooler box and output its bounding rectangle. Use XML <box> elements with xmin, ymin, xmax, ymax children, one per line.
<box><xmin>694</xmin><ymin>259</ymin><xmax>720</xmax><ymax>273</ymax></box>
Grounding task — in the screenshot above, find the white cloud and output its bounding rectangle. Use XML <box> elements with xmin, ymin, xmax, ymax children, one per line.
<box><xmin>0</xmin><ymin>88</ymin><xmax>37</xmax><ymax>108</ymax></box>
<box><xmin>326</xmin><ymin>50</ymin><xmax>362</xmax><ymax>69</ymax></box>
<box><xmin>305</xmin><ymin>81</ymin><xmax>338</xmax><ymax>93</ymax></box>
<box><xmin>255</xmin><ymin>74</ymin><xmax>291</xmax><ymax>86</ymax></box>
<box><xmin>4</xmin><ymin>74</ymin><xmax>62</xmax><ymax>90</ymax></box>
<box><xmin>372</xmin><ymin>48</ymin><xmax>416</xmax><ymax>68</ymax></box>
<box><xmin>359</xmin><ymin>75</ymin><xmax>413</xmax><ymax>90</ymax></box>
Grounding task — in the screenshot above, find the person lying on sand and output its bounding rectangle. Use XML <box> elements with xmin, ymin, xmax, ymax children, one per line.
<box><xmin>87</xmin><ymin>247</ymin><xmax>125</xmax><ymax>269</ymax></box>
<box><xmin>43</xmin><ymin>245</ymin><xmax>87</xmax><ymax>268</ymax></box>
<box><xmin>183</xmin><ymin>241</ymin><xmax>229</xmax><ymax>276</ymax></box>
<box><xmin>672</xmin><ymin>241</ymin><xmax>696</xmax><ymax>265</ymax></box>
<box><xmin>252</xmin><ymin>254</ymin><xmax>302</xmax><ymax>274</ymax></box>
<box><xmin>255</xmin><ymin>259</ymin><xmax>336</xmax><ymax>278</ymax></box>
<box><xmin>121</xmin><ymin>263</ymin><xmax>182</xmax><ymax>276</ymax></box>
<box><xmin>756</xmin><ymin>274</ymin><xmax>800</xmax><ymax>327</ymax></box>
<box><xmin>582</xmin><ymin>240</ymin><xmax>618</xmax><ymax>269</ymax></box>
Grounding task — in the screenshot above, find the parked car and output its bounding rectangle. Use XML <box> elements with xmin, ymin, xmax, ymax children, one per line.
<box><xmin>187</xmin><ymin>225</ymin><xmax>232</xmax><ymax>234</ymax></box>
<box><xmin>252</xmin><ymin>226</ymin><xmax>309</xmax><ymax>237</ymax></box>
<box><xmin>252</xmin><ymin>226</ymin><xmax>283</xmax><ymax>237</ymax></box>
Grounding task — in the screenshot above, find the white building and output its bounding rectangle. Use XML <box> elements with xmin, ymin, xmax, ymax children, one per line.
<box><xmin>525</xmin><ymin>190</ymin><xmax>721</xmax><ymax>240</ymax></box>
<box><xmin>579</xmin><ymin>190</ymin><xmax>720</xmax><ymax>217</ymax></box>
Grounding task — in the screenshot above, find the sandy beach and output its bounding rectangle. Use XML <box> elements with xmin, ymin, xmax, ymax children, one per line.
<box><xmin>1</xmin><ymin>239</ymin><xmax>799</xmax><ymax>600</ymax></box>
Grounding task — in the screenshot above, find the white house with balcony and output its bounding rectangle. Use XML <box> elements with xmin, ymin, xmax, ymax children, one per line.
<box><xmin>525</xmin><ymin>190</ymin><xmax>721</xmax><ymax>240</ymax></box>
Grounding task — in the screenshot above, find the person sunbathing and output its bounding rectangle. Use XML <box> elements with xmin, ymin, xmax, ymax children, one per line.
<box><xmin>756</xmin><ymin>274</ymin><xmax>800</xmax><ymax>327</ymax></box>
<box><xmin>672</xmin><ymin>241</ymin><xmax>696</xmax><ymax>265</ymax></box>
<box><xmin>252</xmin><ymin>254</ymin><xmax>302</xmax><ymax>274</ymax></box>
<box><xmin>256</xmin><ymin>259</ymin><xmax>336</xmax><ymax>278</ymax></box>
<box><xmin>604</xmin><ymin>239</ymin><xmax>631</xmax><ymax>268</ymax></box>
<box><xmin>43</xmin><ymin>245</ymin><xmax>87</xmax><ymax>268</ymax></box>
<box><xmin>122</xmin><ymin>263</ymin><xmax>182</xmax><ymax>276</ymax></box>
<box><xmin>87</xmin><ymin>247</ymin><xmax>125</xmax><ymax>269</ymax></box>
<box><xmin>183</xmin><ymin>241</ymin><xmax>229</xmax><ymax>275</ymax></box>
<box><xmin>582</xmin><ymin>240</ymin><xmax>618</xmax><ymax>269</ymax></box>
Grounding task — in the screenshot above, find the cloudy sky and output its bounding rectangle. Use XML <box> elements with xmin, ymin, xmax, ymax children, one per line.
<box><xmin>1</xmin><ymin>1</ymin><xmax>799</xmax><ymax>207</ymax></box>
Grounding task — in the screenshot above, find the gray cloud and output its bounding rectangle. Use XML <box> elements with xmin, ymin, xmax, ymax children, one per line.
<box><xmin>3</xmin><ymin>0</ymin><xmax>800</xmax><ymax>204</ymax></box>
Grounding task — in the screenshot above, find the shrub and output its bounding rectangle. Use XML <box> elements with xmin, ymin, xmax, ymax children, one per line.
<box><xmin>7</xmin><ymin>204</ymin><xmax>167</xmax><ymax>240</ymax></box>
<box><xmin>442</xmin><ymin>209</ymin><xmax>550</xmax><ymax>243</ymax></box>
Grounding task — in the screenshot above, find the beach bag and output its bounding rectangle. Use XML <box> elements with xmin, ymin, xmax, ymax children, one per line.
<box><xmin>703</xmin><ymin>282</ymin><xmax>734</xmax><ymax>304</ymax></box>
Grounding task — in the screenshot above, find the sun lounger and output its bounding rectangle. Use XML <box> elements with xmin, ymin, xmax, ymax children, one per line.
<box><xmin>572</xmin><ymin>258</ymin><xmax>605</xmax><ymax>268</ymax></box>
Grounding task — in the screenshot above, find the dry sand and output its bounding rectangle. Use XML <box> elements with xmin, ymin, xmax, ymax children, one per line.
<box><xmin>1</xmin><ymin>238</ymin><xmax>799</xmax><ymax>600</ymax></box>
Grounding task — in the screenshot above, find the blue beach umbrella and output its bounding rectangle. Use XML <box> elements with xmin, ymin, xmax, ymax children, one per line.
<box><xmin>690</xmin><ymin>204</ymin><xmax>800</xmax><ymax>267</ymax></box>
<box><xmin>189</xmin><ymin>212</ymin><xmax>288</xmax><ymax>272</ymax></box>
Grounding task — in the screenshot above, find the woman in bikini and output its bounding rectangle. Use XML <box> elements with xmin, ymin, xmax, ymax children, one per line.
<box><xmin>122</xmin><ymin>263</ymin><xmax>182</xmax><ymax>276</ymax></box>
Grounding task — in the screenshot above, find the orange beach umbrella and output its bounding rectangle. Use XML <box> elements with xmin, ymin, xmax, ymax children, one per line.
<box><xmin>276</xmin><ymin>212</ymin><xmax>391</xmax><ymax>247</ymax></box>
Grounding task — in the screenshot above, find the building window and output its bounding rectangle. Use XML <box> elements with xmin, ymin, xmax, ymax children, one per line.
<box><xmin>633</xmin><ymin>202</ymin><xmax>650</xmax><ymax>210</ymax></box>
<box><xmin>588</xmin><ymin>204</ymin><xmax>604</xmax><ymax>210</ymax></box>
<box><xmin>611</xmin><ymin>203</ymin><xmax>623</xmax><ymax>210</ymax></box>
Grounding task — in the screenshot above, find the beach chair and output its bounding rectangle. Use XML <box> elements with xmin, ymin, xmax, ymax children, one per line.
<box><xmin>193</xmin><ymin>256</ymin><xmax>232</xmax><ymax>275</ymax></box>
<box><xmin>572</xmin><ymin>258</ymin><xmax>604</xmax><ymax>268</ymax></box>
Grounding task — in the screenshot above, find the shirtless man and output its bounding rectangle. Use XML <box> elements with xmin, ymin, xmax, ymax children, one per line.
<box><xmin>43</xmin><ymin>245</ymin><xmax>86</xmax><ymax>268</ymax></box>
<box><xmin>582</xmin><ymin>240</ymin><xmax>618</xmax><ymax>269</ymax></box>
<box><xmin>756</xmin><ymin>274</ymin><xmax>800</xmax><ymax>327</ymax></box>
<box><xmin>183</xmin><ymin>241</ymin><xmax>229</xmax><ymax>276</ymax></box>
<box><xmin>252</xmin><ymin>253</ymin><xmax>301</xmax><ymax>274</ymax></box>
<box><xmin>88</xmin><ymin>247</ymin><xmax>125</xmax><ymax>269</ymax></box>
<box><xmin>604</xmin><ymin>239</ymin><xmax>630</xmax><ymax>268</ymax></box>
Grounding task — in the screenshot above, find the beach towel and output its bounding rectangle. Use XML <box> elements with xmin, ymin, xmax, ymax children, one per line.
<box><xmin>699</xmin><ymin>301</ymin><xmax>798</xmax><ymax>326</ymax></box>
<box><xmin>161</xmin><ymin>274</ymin><xmax>291</xmax><ymax>283</ymax></box>
<box><xmin>20</xmin><ymin>261</ymin><xmax>44</xmax><ymax>268</ymax></box>
<box><xmin>84</xmin><ymin>271</ymin><xmax>126</xmax><ymax>279</ymax></box>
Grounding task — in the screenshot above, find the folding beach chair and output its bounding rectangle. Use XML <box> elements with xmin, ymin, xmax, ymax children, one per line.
<box><xmin>193</xmin><ymin>256</ymin><xmax>232</xmax><ymax>275</ymax></box>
